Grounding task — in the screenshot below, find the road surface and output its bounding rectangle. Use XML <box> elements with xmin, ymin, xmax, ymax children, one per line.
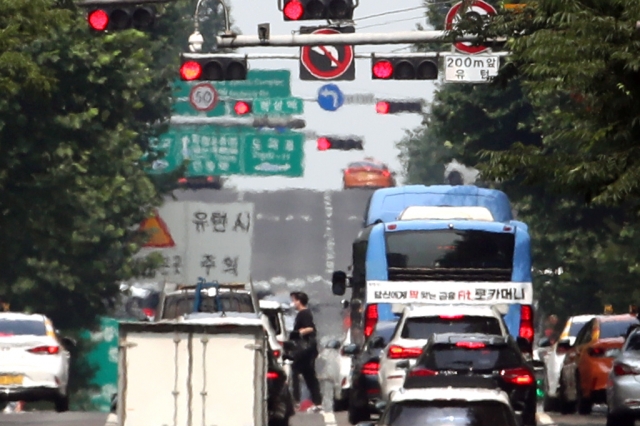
<box><xmin>0</xmin><ymin>409</ymin><xmax>609</xmax><ymax>426</ymax></box>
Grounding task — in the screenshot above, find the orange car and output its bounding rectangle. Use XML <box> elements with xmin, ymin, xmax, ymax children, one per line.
<box><xmin>558</xmin><ymin>314</ymin><xmax>639</xmax><ymax>414</ymax></box>
<box><xmin>343</xmin><ymin>160</ymin><xmax>396</xmax><ymax>189</ymax></box>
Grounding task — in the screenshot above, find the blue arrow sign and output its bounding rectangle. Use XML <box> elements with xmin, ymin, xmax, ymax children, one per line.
<box><xmin>317</xmin><ymin>84</ymin><xmax>344</xmax><ymax>112</ymax></box>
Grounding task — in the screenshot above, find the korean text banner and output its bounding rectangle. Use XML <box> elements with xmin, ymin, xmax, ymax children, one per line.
<box><xmin>366</xmin><ymin>281</ymin><xmax>533</xmax><ymax>305</ymax></box>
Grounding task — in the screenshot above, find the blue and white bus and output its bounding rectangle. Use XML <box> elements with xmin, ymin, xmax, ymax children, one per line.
<box><xmin>333</xmin><ymin>186</ymin><xmax>534</xmax><ymax>355</ymax></box>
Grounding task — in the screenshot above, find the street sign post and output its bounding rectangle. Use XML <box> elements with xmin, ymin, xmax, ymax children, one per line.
<box><xmin>148</xmin><ymin>127</ymin><xmax>305</xmax><ymax>177</ymax></box>
<box><xmin>445</xmin><ymin>0</ymin><xmax>497</xmax><ymax>55</ymax></box>
<box><xmin>444</xmin><ymin>54</ymin><xmax>500</xmax><ymax>83</ymax></box>
<box><xmin>300</xmin><ymin>26</ymin><xmax>355</xmax><ymax>81</ymax></box>
<box><xmin>189</xmin><ymin>83</ymin><xmax>219</xmax><ymax>112</ymax></box>
<box><xmin>253</xmin><ymin>97</ymin><xmax>304</xmax><ymax>115</ymax></box>
<box><xmin>317</xmin><ymin>84</ymin><xmax>344</xmax><ymax>111</ymax></box>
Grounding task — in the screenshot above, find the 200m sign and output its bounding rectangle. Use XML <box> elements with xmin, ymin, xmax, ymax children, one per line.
<box><xmin>189</xmin><ymin>83</ymin><xmax>219</xmax><ymax>112</ymax></box>
<box><xmin>444</xmin><ymin>54</ymin><xmax>501</xmax><ymax>83</ymax></box>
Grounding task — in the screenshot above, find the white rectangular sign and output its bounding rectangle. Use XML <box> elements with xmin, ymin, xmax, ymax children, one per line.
<box><xmin>366</xmin><ymin>281</ymin><xmax>533</xmax><ymax>305</ymax></box>
<box><xmin>344</xmin><ymin>94</ymin><xmax>375</xmax><ymax>105</ymax></box>
<box><xmin>136</xmin><ymin>201</ymin><xmax>254</xmax><ymax>285</ymax></box>
<box><xmin>444</xmin><ymin>55</ymin><xmax>500</xmax><ymax>83</ymax></box>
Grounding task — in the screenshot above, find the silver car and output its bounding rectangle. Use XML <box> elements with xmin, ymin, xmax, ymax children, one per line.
<box><xmin>606</xmin><ymin>325</ymin><xmax>640</xmax><ymax>426</ymax></box>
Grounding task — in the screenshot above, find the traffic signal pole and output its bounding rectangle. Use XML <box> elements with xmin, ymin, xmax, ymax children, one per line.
<box><xmin>216</xmin><ymin>31</ymin><xmax>506</xmax><ymax>48</ymax></box>
<box><xmin>183</xmin><ymin>52</ymin><xmax>510</xmax><ymax>61</ymax></box>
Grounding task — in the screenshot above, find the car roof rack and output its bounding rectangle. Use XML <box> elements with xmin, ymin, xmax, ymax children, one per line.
<box><xmin>403</xmin><ymin>375</ymin><xmax>501</xmax><ymax>391</ymax></box>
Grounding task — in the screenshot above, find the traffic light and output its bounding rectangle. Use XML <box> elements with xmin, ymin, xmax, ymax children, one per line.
<box><xmin>233</xmin><ymin>101</ymin><xmax>252</xmax><ymax>116</ymax></box>
<box><xmin>85</xmin><ymin>4</ymin><xmax>156</xmax><ymax>31</ymax></box>
<box><xmin>375</xmin><ymin>101</ymin><xmax>423</xmax><ymax>114</ymax></box>
<box><xmin>282</xmin><ymin>0</ymin><xmax>356</xmax><ymax>21</ymax></box>
<box><xmin>179</xmin><ymin>54</ymin><xmax>248</xmax><ymax>81</ymax></box>
<box><xmin>371</xmin><ymin>54</ymin><xmax>439</xmax><ymax>80</ymax></box>
<box><xmin>317</xmin><ymin>136</ymin><xmax>363</xmax><ymax>151</ymax></box>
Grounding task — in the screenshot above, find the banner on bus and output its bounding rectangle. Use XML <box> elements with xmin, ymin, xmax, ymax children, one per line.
<box><xmin>366</xmin><ymin>281</ymin><xmax>533</xmax><ymax>305</ymax></box>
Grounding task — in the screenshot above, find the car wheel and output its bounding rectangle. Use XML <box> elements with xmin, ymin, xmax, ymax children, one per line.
<box><xmin>333</xmin><ymin>397</ymin><xmax>348</xmax><ymax>412</ymax></box>
<box><xmin>347</xmin><ymin>390</ymin><xmax>369</xmax><ymax>425</ymax></box>
<box><xmin>522</xmin><ymin>408</ymin><xmax>537</xmax><ymax>426</ymax></box>
<box><xmin>575</xmin><ymin>374</ymin><xmax>592</xmax><ymax>415</ymax></box>
<box><xmin>558</xmin><ymin>374</ymin><xmax>576</xmax><ymax>414</ymax></box>
<box><xmin>54</xmin><ymin>394</ymin><xmax>69</xmax><ymax>413</ymax></box>
<box><xmin>607</xmin><ymin>412</ymin><xmax>634</xmax><ymax>426</ymax></box>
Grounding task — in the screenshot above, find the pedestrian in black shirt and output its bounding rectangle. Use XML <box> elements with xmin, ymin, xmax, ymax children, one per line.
<box><xmin>289</xmin><ymin>291</ymin><xmax>323</xmax><ymax>413</ymax></box>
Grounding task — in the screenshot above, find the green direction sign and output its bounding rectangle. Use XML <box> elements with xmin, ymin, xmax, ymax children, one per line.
<box><xmin>173</xmin><ymin>70</ymin><xmax>291</xmax><ymax>117</ymax></box>
<box><xmin>149</xmin><ymin>127</ymin><xmax>304</xmax><ymax>177</ymax></box>
<box><xmin>253</xmin><ymin>97</ymin><xmax>304</xmax><ymax>115</ymax></box>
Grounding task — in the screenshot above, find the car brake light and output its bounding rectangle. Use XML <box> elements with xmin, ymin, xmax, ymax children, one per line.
<box><xmin>362</xmin><ymin>361</ymin><xmax>379</xmax><ymax>375</ymax></box>
<box><xmin>28</xmin><ymin>345</ymin><xmax>60</xmax><ymax>355</ymax></box>
<box><xmin>440</xmin><ymin>315</ymin><xmax>465</xmax><ymax>319</ymax></box>
<box><xmin>142</xmin><ymin>308</ymin><xmax>155</xmax><ymax>318</ymax></box>
<box><xmin>409</xmin><ymin>368</ymin><xmax>437</xmax><ymax>377</ymax></box>
<box><xmin>613</xmin><ymin>363</ymin><xmax>640</xmax><ymax>376</ymax></box>
<box><xmin>519</xmin><ymin>305</ymin><xmax>534</xmax><ymax>346</ymax></box>
<box><xmin>382</xmin><ymin>170</ymin><xmax>391</xmax><ymax>178</ymax></box>
<box><xmin>388</xmin><ymin>345</ymin><xmax>422</xmax><ymax>359</ymax></box>
<box><xmin>266</xmin><ymin>371</ymin><xmax>279</xmax><ymax>380</ymax></box>
<box><xmin>364</xmin><ymin>304</ymin><xmax>378</xmax><ymax>338</ymax></box>
<box><xmin>273</xmin><ymin>350</ymin><xmax>281</xmax><ymax>358</ymax></box>
<box><xmin>455</xmin><ymin>341</ymin><xmax>486</xmax><ymax>349</ymax></box>
<box><xmin>588</xmin><ymin>347</ymin><xmax>605</xmax><ymax>357</ymax></box>
<box><xmin>501</xmin><ymin>367</ymin><xmax>534</xmax><ymax>385</ymax></box>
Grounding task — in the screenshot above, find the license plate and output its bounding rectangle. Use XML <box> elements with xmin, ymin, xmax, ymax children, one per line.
<box><xmin>0</xmin><ymin>375</ymin><xmax>23</xmax><ymax>385</ymax></box>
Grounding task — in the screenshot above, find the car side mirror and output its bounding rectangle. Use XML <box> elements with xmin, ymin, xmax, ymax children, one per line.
<box><xmin>517</xmin><ymin>337</ymin><xmax>532</xmax><ymax>353</ymax></box>
<box><xmin>342</xmin><ymin>343</ymin><xmax>360</xmax><ymax>355</ymax></box>
<box><xmin>370</xmin><ymin>336</ymin><xmax>385</xmax><ymax>349</ymax></box>
<box><xmin>325</xmin><ymin>339</ymin><xmax>341</xmax><ymax>350</ymax></box>
<box><xmin>341</xmin><ymin>299</ymin><xmax>350</xmax><ymax>309</ymax></box>
<box><xmin>61</xmin><ymin>336</ymin><xmax>77</xmax><ymax>350</ymax></box>
<box><xmin>556</xmin><ymin>338</ymin><xmax>572</xmax><ymax>353</ymax></box>
<box><xmin>396</xmin><ymin>360</ymin><xmax>410</xmax><ymax>370</ymax></box>
<box><xmin>332</xmin><ymin>271</ymin><xmax>347</xmax><ymax>296</ymax></box>
<box><xmin>538</xmin><ymin>337</ymin><xmax>551</xmax><ymax>348</ymax></box>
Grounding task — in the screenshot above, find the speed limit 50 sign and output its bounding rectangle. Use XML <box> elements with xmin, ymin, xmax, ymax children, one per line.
<box><xmin>189</xmin><ymin>83</ymin><xmax>219</xmax><ymax>112</ymax></box>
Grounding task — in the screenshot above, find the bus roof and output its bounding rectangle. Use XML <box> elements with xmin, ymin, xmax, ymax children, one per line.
<box><xmin>365</xmin><ymin>185</ymin><xmax>513</xmax><ymax>226</ymax></box>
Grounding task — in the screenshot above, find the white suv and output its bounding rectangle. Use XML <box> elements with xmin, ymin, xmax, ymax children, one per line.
<box><xmin>378</xmin><ymin>304</ymin><xmax>509</xmax><ymax>401</ymax></box>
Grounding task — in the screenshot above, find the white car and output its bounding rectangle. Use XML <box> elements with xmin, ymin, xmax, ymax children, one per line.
<box><xmin>378</xmin><ymin>304</ymin><xmax>509</xmax><ymax>401</ymax></box>
<box><xmin>375</xmin><ymin>386</ymin><xmax>518</xmax><ymax>426</ymax></box>
<box><xmin>542</xmin><ymin>314</ymin><xmax>594</xmax><ymax>412</ymax></box>
<box><xmin>0</xmin><ymin>313</ymin><xmax>74</xmax><ymax>411</ymax></box>
<box><xmin>259</xmin><ymin>300</ymin><xmax>288</xmax><ymax>366</ymax></box>
<box><xmin>338</xmin><ymin>329</ymin><xmax>353</xmax><ymax>402</ymax></box>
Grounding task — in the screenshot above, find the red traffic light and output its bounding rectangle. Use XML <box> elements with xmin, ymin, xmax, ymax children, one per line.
<box><xmin>180</xmin><ymin>61</ymin><xmax>202</xmax><ymax>81</ymax></box>
<box><xmin>88</xmin><ymin>9</ymin><xmax>109</xmax><ymax>31</ymax></box>
<box><xmin>234</xmin><ymin>101</ymin><xmax>251</xmax><ymax>115</ymax></box>
<box><xmin>376</xmin><ymin>101</ymin><xmax>390</xmax><ymax>114</ymax></box>
<box><xmin>372</xmin><ymin>60</ymin><xmax>393</xmax><ymax>79</ymax></box>
<box><xmin>283</xmin><ymin>0</ymin><xmax>304</xmax><ymax>20</ymax></box>
<box><xmin>317</xmin><ymin>137</ymin><xmax>331</xmax><ymax>151</ymax></box>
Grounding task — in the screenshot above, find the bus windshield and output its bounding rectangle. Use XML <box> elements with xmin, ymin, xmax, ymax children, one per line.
<box><xmin>385</xmin><ymin>230</ymin><xmax>514</xmax><ymax>270</ymax></box>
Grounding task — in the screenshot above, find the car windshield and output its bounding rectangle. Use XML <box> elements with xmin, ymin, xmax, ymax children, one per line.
<box><xmin>421</xmin><ymin>343</ymin><xmax>522</xmax><ymax>371</ymax></box>
<box><xmin>568</xmin><ymin>321</ymin><xmax>588</xmax><ymax>337</ymax></box>
<box><xmin>0</xmin><ymin>319</ymin><xmax>47</xmax><ymax>336</ymax></box>
<box><xmin>600</xmin><ymin>319</ymin><xmax>639</xmax><ymax>339</ymax></box>
<box><xmin>401</xmin><ymin>316</ymin><xmax>502</xmax><ymax>339</ymax></box>
<box><xmin>383</xmin><ymin>400</ymin><xmax>516</xmax><ymax>426</ymax></box>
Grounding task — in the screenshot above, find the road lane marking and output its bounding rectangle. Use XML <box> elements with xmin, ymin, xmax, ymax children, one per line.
<box><xmin>536</xmin><ymin>412</ymin><xmax>554</xmax><ymax>425</ymax></box>
<box><xmin>322</xmin><ymin>411</ymin><xmax>337</xmax><ymax>425</ymax></box>
<box><xmin>324</xmin><ymin>192</ymin><xmax>335</xmax><ymax>274</ymax></box>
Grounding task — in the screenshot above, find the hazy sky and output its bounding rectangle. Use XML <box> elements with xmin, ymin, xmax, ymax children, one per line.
<box><xmin>220</xmin><ymin>0</ymin><xmax>439</xmax><ymax>191</ymax></box>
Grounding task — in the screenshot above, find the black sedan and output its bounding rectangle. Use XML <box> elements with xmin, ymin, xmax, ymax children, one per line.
<box><xmin>402</xmin><ymin>333</ymin><xmax>537</xmax><ymax>426</ymax></box>
<box><xmin>346</xmin><ymin>321</ymin><xmax>397</xmax><ymax>425</ymax></box>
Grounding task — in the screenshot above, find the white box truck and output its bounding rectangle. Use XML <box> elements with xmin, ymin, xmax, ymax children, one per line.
<box><xmin>116</xmin><ymin>316</ymin><xmax>267</xmax><ymax>426</ymax></box>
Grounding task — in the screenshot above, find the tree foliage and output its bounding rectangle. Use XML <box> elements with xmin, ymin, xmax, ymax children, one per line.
<box><xmin>399</xmin><ymin>0</ymin><xmax>640</xmax><ymax>318</ymax></box>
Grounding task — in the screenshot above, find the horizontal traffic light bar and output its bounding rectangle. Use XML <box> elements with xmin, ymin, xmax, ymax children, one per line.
<box><xmin>376</xmin><ymin>100</ymin><xmax>423</xmax><ymax>114</ymax></box>
<box><xmin>372</xmin><ymin>54</ymin><xmax>438</xmax><ymax>80</ymax></box>
<box><xmin>86</xmin><ymin>5</ymin><xmax>156</xmax><ymax>31</ymax></box>
<box><xmin>317</xmin><ymin>136</ymin><xmax>363</xmax><ymax>151</ymax></box>
<box><xmin>180</xmin><ymin>53</ymin><xmax>248</xmax><ymax>81</ymax></box>
<box><xmin>282</xmin><ymin>0</ymin><xmax>357</xmax><ymax>21</ymax></box>
<box><xmin>216</xmin><ymin>30</ymin><xmax>508</xmax><ymax>48</ymax></box>
<box><xmin>170</xmin><ymin>116</ymin><xmax>306</xmax><ymax>129</ymax></box>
